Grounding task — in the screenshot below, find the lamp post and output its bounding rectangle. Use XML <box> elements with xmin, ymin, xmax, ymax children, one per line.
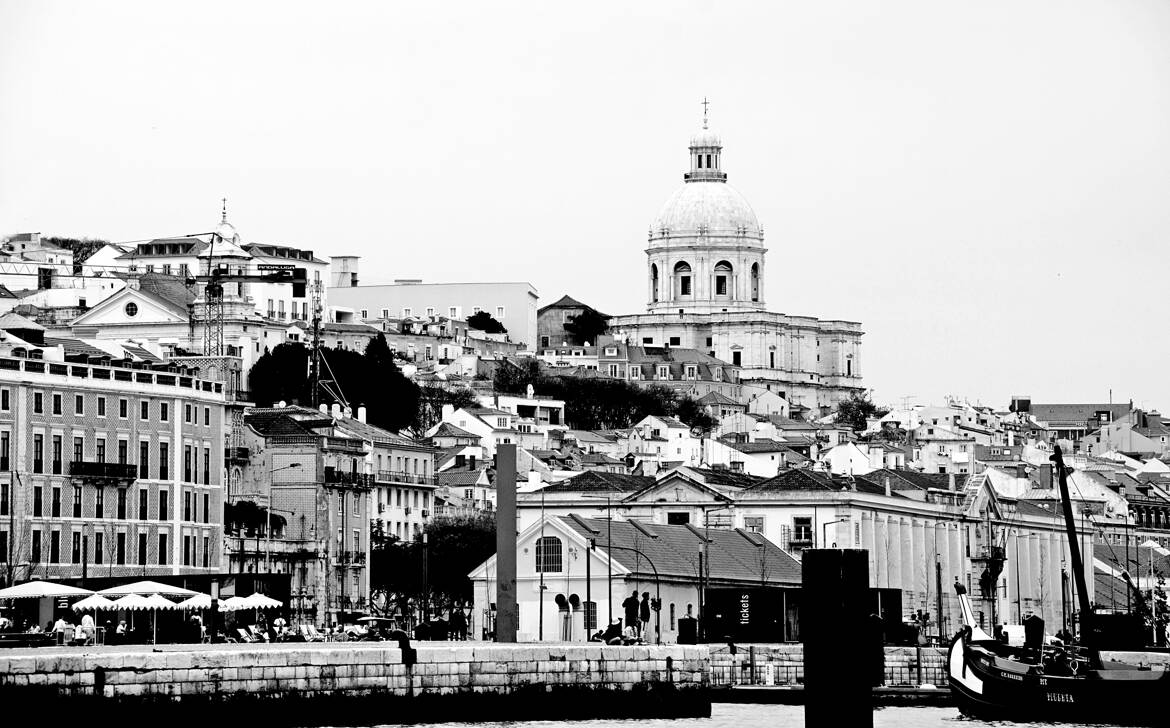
<box><xmin>582</xmin><ymin>494</ymin><xmax>614</xmax><ymax>626</ymax></box>
<box><xmin>266</xmin><ymin>463</ymin><xmax>303</xmax><ymax>573</ymax></box>
<box><xmin>821</xmin><ymin>519</ymin><xmax>847</xmax><ymax>549</ymax></box>
<box><xmin>701</xmin><ymin>503</ymin><xmax>733</xmax><ymax>642</ymax></box>
<box><xmin>422</xmin><ymin>532</ymin><xmax>429</xmax><ymax>624</ymax></box>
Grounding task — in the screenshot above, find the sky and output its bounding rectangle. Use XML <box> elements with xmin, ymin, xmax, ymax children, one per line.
<box><xmin>2</xmin><ymin>1</ymin><xmax>1169</xmax><ymax>410</ymax></box>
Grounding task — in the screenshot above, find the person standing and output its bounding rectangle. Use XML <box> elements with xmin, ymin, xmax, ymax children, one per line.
<box><xmin>622</xmin><ymin>590</ymin><xmax>640</xmax><ymax>632</ymax></box>
<box><xmin>639</xmin><ymin>592</ymin><xmax>651</xmax><ymax>642</ymax></box>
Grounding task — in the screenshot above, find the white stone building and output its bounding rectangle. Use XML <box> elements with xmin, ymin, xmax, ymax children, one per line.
<box><xmin>608</xmin><ymin>112</ymin><xmax>864</xmax><ymax>416</ymax></box>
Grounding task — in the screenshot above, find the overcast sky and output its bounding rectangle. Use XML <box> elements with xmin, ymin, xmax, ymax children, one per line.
<box><xmin>3</xmin><ymin>1</ymin><xmax>1169</xmax><ymax>410</ymax></box>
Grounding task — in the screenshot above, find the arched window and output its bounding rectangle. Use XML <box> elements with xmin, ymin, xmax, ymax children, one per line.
<box><xmin>714</xmin><ymin>260</ymin><xmax>732</xmax><ymax>297</ymax></box>
<box><xmin>651</xmin><ymin>263</ymin><xmax>659</xmax><ymax>303</ymax></box>
<box><xmin>750</xmin><ymin>263</ymin><xmax>760</xmax><ymax>302</ymax></box>
<box><xmin>673</xmin><ymin>261</ymin><xmax>692</xmax><ymax>298</ymax></box>
<box><xmin>535</xmin><ymin>535</ymin><xmax>562</xmax><ymax>573</ymax></box>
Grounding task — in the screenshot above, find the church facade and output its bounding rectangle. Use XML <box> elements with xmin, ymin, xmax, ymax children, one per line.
<box><xmin>608</xmin><ymin>116</ymin><xmax>864</xmax><ymax>415</ymax></box>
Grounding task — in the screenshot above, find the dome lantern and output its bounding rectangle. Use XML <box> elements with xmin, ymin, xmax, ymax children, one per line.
<box><xmin>685</xmin><ymin>98</ymin><xmax>726</xmax><ymax>183</ymax></box>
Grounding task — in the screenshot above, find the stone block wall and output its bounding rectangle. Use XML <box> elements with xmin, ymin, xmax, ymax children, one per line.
<box><xmin>710</xmin><ymin>644</ymin><xmax>948</xmax><ymax>688</ymax></box>
<box><xmin>0</xmin><ymin>643</ymin><xmax>711</xmax><ymax>722</ymax></box>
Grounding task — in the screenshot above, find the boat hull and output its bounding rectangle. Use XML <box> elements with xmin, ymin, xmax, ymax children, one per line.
<box><xmin>948</xmin><ymin>633</ymin><xmax>1170</xmax><ymax>725</ymax></box>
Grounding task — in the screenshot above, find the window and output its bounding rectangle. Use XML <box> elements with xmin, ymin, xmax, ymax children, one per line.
<box><xmin>732</xmin><ymin>351</ymin><xmax>742</xmax><ymax>366</ymax></box>
<box><xmin>0</xmin><ymin>389</ymin><xmax>7</xmax><ymax>411</ymax></box>
<box><xmin>33</xmin><ymin>392</ymin><xmax>43</xmax><ymax>414</ymax></box>
<box><xmin>184</xmin><ymin>446</ymin><xmax>192</xmax><ymax>482</ymax></box>
<box><xmin>0</xmin><ymin>431</ymin><xmax>7</xmax><ymax>471</ymax></box>
<box><xmin>449</xmin><ymin>307</ymin><xmax>457</xmax><ymax>318</ymax></box>
<box><xmin>117</xmin><ymin>440</ymin><xmax>127</xmax><ymax>465</ymax></box>
<box><xmin>140</xmin><ymin>442</ymin><xmax>150</xmax><ymax>479</ymax></box>
<box><xmin>770</xmin><ymin>351</ymin><xmax>775</xmax><ymax>368</ymax></box>
<box><xmin>72</xmin><ymin>532</ymin><xmax>81</xmax><ymax>563</ymax></box>
<box><xmin>204</xmin><ymin>407</ymin><xmax>210</xmax><ymax>426</ymax></box>
<box><xmin>116</xmin><ymin>532</ymin><xmax>125</xmax><ymax>564</ymax></box>
<box><xmin>94</xmin><ymin>487</ymin><xmax>104</xmax><ymax>518</ymax></box>
<box><xmin>139</xmin><ymin>489</ymin><xmax>148</xmax><ymax>520</ymax></box>
<box><xmin>686</xmin><ymin>366</ymin><xmax>697</xmax><ymax>379</ymax></box>
<box><xmin>75</xmin><ymin>394</ymin><xmax>84</xmax><ymax>415</ymax></box>
<box><xmin>49</xmin><ymin>531</ymin><xmax>59</xmax><ymax>563</ymax></box>
<box><xmin>31</xmin><ymin>529</ymin><xmax>41</xmax><ymax>562</ymax></box>
<box><xmin>52</xmin><ymin>393</ymin><xmax>62</xmax><ymax>415</ymax></box>
<box><xmin>117</xmin><ymin>489</ymin><xmax>127</xmax><ymax>519</ymax></box>
<box><xmin>51</xmin><ymin>486</ymin><xmax>60</xmax><ymax>517</ymax></box>
<box><xmin>183</xmin><ymin>535</ymin><xmax>191</xmax><ymax>566</ymax></box>
<box><xmin>139</xmin><ymin>533</ymin><xmax>147</xmax><ymax>565</ymax></box>
<box><xmin>72</xmin><ymin>486</ymin><xmax>81</xmax><ymax>517</ymax></box>
<box><xmin>337</xmin><ymin>492</ymin><xmax>345</xmax><ymax>515</ymax></box>
<box><xmin>608</xmin><ymin>364</ymin><xmax>619</xmax><ymax>377</ymax></box>
<box><xmin>353</xmin><ymin>528</ymin><xmax>361</xmax><ymax>553</ymax></box>
<box><xmin>353</xmin><ymin>493</ymin><xmax>360</xmax><ymax>516</ymax></box>
<box><xmin>32</xmin><ymin>434</ymin><xmax>43</xmax><ymax>473</ymax></box>
<box><xmin>159</xmin><ymin>490</ymin><xmax>168</xmax><ymax>520</ymax></box>
<box><xmin>158</xmin><ymin>534</ymin><xmax>168</xmax><ymax>565</ymax></box>
<box><xmin>535</xmin><ymin>536</ymin><xmax>562</xmax><ymax>573</ymax></box>
<box><xmin>793</xmin><ymin>517</ymin><xmax>813</xmax><ymax>543</ymax></box>
<box><xmin>657</xmin><ymin>366</ymin><xmax>669</xmax><ymax>379</ymax></box>
<box><xmin>203</xmin><ymin>447</ymin><xmax>210</xmax><ymax>485</ymax></box>
<box><xmin>185</xmin><ymin>405</ymin><xmax>192</xmax><ymax>423</ymax></box>
<box><xmin>360</xmin><ymin>308</ymin><xmax>368</xmax><ymax>319</ymax></box>
<box><xmin>93</xmin><ymin>532</ymin><xmax>102</xmax><ymax>564</ymax></box>
<box><xmin>52</xmin><ymin>435</ymin><xmax>62</xmax><ymax>474</ymax></box>
<box><xmin>667</xmin><ymin>512</ymin><xmax>690</xmax><ymax>525</ymax></box>
<box><xmin>159</xmin><ymin>442</ymin><xmax>169</xmax><ymax>479</ymax></box>
<box><xmin>33</xmin><ymin>486</ymin><xmax>42</xmax><ymax>516</ymax></box>
<box><xmin>160</xmin><ymin>403</ymin><xmax>168</xmax><ymax>422</ymax></box>
<box><xmin>402</xmin><ymin>308</ymin><xmax>411</xmax><ymax>318</ymax></box>
<box><xmin>72</xmin><ymin>436</ymin><xmax>82</xmax><ymax>466</ymax></box>
<box><xmin>496</xmin><ymin>306</ymin><xmax>505</xmax><ymax>319</ymax></box>
<box><xmin>184</xmin><ymin>491</ymin><xmax>191</xmax><ymax>521</ymax></box>
<box><xmin>716</xmin><ymin>276</ymin><xmax>727</xmax><ymax>295</ymax></box>
<box><xmin>139</xmin><ymin>400</ymin><xmax>148</xmax><ymax>420</ymax></box>
<box><xmin>97</xmin><ymin>397</ymin><xmax>105</xmax><ymax>417</ymax></box>
<box><xmin>380</xmin><ymin>308</ymin><xmax>389</xmax><ymax>319</ymax></box>
<box><xmin>118</xmin><ymin>398</ymin><xmax>127</xmax><ymax>418</ymax></box>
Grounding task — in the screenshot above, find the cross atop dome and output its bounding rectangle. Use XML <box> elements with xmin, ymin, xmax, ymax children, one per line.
<box><xmin>701</xmin><ymin>97</ymin><xmax>710</xmax><ymax>129</ymax></box>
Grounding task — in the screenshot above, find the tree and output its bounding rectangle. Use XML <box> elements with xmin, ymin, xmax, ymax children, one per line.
<box><xmin>675</xmin><ymin>395</ymin><xmax>718</xmax><ymax>433</ymax></box>
<box><xmin>361</xmin><ymin>334</ymin><xmax>419</xmax><ymax>432</ymax></box>
<box><xmin>467</xmin><ymin>311</ymin><xmax>507</xmax><ymax>334</ymax></box>
<box><xmin>423</xmin><ymin>514</ymin><xmax>496</xmax><ymax>611</ymax></box>
<box><xmin>42</xmin><ymin>236</ymin><xmax>109</xmax><ymax>269</ymax></box>
<box><xmin>562</xmin><ymin>308</ymin><xmax>610</xmax><ymax>346</ymax></box>
<box><xmin>248</xmin><ymin>343</ymin><xmax>311</xmax><ymax>406</ymax></box>
<box><xmin>413</xmin><ymin>384</ymin><xmax>479</xmax><ymax>435</ymax></box>
<box><xmin>835</xmin><ymin>390</ymin><xmax>887</xmax><ymax>432</ymax></box>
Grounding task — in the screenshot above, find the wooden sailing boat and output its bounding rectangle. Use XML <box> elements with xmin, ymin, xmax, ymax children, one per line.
<box><xmin>947</xmin><ymin>445</ymin><xmax>1170</xmax><ymax>724</ymax></box>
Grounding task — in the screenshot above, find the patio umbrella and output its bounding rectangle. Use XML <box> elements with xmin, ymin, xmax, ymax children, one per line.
<box><xmin>241</xmin><ymin>593</ymin><xmax>283</xmax><ymax>609</ymax></box>
<box><xmin>176</xmin><ymin>593</ymin><xmax>213</xmax><ymax>610</ymax></box>
<box><xmin>99</xmin><ymin>580</ymin><xmax>198</xmax><ymax>598</ymax></box>
<box><xmin>71</xmin><ymin>594</ymin><xmax>116</xmax><ymax>612</ymax></box>
<box><xmin>0</xmin><ymin>580</ymin><xmax>93</xmax><ymax>599</ymax></box>
<box><xmin>220</xmin><ymin>596</ymin><xmax>248</xmax><ymax>612</ymax></box>
<box><xmin>141</xmin><ymin>594</ymin><xmax>178</xmax><ymax>644</ymax></box>
<box><xmin>112</xmin><ymin>593</ymin><xmax>153</xmax><ymax>610</ymax></box>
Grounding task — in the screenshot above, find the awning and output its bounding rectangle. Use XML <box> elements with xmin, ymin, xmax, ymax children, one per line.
<box><xmin>0</xmin><ymin>580</ymin><xmax>93</xmax><ymax>599</ymax></box>
<box><xmin>71</xmin><ymin>594</ymin><xmax>117</xmax><ymax>611</ymax></box>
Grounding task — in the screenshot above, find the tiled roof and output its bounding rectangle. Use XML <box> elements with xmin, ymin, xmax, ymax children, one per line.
<box><xmin>686</xmin><ymin>467</ymin><xmax>765</xmax><ymax>488</ymax></box>
<box><xmin>697</xmin><ymin>391</ymin><xmax>739</xmax><ymax>406</ymax></box>
<box><xmin>1094</xmin><ymin>543</ymin><xmax>1170</xmax><ymax>579</ymax></box>
<box><xmin>334</xmin><ymin>417</ymin><xmax>423</xmax><ymax>449</ymax></box>
<box><xmin>44</xmin><ymin>337</ymin><xmax>110</xmax><ymax>359</ymax></box>
<box><xmin>541</xmin><ymin>471</ymin><xmax>653</xmax><ymax>494</ymax></box>
<box><xmin>725</xmin><ymin>439</ymin><xmax>790</xmax><ymax>454</ymax></box>
<box><xmin>136</xmin><ymin>273</ymin><xmax>197</xmax><ymax>315</ymax></box>
<box><xmin>437</xmin><ymin>468</ymin><xmax>490</xmax><ymax>487</ymax></box>
<box><xmin>122</xmin><ymin>344</ymin><xmax>163</xmax><ymax>363</ymax></box>
<box><xmin>857</xmin><ymin>469</ymin><xmax>968</xmax><ymax>492</ymax></box>
<box><xmin>323</xmin><ymin>322</ymin><xmax>380</xmax><ymax>334</ymax></box>
<box><xmin>244</xmin><ymin>411</ymin><xmax>318</xmax><ymax>438</ymax></box>
<box><xmin>561</xmin><ymin>516</ymin><xmax>801</xmax><ymax>586</ymax></box>
<box><xmin>580</xmin><ymin>452</ymin><xmax>623</xmax><ymax>465</ymax></box>
<box><xmin>1029</xmin><ymin>404</ymin><xmax>1130</xmax><ymax>427</ymax></box>
<box><xmin>0</xmin><ymin>311</ymin><xmax>45</xmax><ymax>332</ymax></box>
<box><xmin>749</xmin><ymin>469</ymin><xmax>839</xmax><ymax>492</ymax></box>
<box><xmin>432</xmin><ymin>423</ymin><xmax>478</xmax><ymax>439</ymax></box>
<box><xmin>537</xmin><ymin>294</ymin><xmax>605</xmax><ymax>315</ymax></box>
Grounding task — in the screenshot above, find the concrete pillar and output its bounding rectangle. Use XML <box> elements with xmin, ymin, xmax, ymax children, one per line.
<box><xmin>874</xmin><ymin>516</ymin><xmax>888</xmax><ymax>589</ymax></box>
<box><xmin>862</xmin><ymin>513</ymin><xmax>875</xmax><ymax>583</ymax></box>
<box><xmin>900</xmin><ymin>518</ymin><xmax>915</xmax><ymax>611</ymax></box>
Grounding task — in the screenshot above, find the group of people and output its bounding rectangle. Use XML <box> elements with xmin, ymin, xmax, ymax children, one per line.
<box><xmin>590</xmin><ymin>590</ymin><xmax>656</xmax><ymax>645</ymax></box>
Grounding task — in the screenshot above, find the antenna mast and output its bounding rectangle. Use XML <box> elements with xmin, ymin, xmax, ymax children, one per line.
<box><xmin>310</xmin><ymin>277</ymin><xmax>323</xmax><ymax>407</ymax></box>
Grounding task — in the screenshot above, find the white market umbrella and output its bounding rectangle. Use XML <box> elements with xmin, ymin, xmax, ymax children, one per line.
<box><xmin>220</xmin><ymin>596</ymin><xmax>248</xmax><ymax>612</ymax></box>
<box><xmin>0</xmin><ymin>580</ymin><xmax>92</xmax><ymax>600</ymax></box>
<box><xmin>99</xmin><ymin>580</ymin><xmax>198</xmax><ymax>598</ymax></box>
<box><xmin>141</xmin><ymin>594</ymin><xmax>178</xmax><ymax>644</ymax></box>
<box><xmin>71</xmin><ymin>594</ymin><xmax>116</xmax><ymax>612</ymax></box>
<box><xmin>241</xmin><ymin>593</ymin><xmax>282</xmax><ymax>609</ymax></box>
<box><xmin>112</xmin><ymin>593</ymin><xmax>153</xmax><ymax>610</ymax></box>
<box><xmin>177</xmin><ymin>593</ymin><xmax>213</xmax><ymax>610</ymax></box>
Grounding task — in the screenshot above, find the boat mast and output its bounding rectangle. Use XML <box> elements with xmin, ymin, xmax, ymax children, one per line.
<box><xmin>1052</xmin><ymin>446</ymin><xmax>1094</xmax><ymax>649</ymax></box>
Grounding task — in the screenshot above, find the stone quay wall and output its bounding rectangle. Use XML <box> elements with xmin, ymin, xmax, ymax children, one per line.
<box><xmin>711</xmin><ymin>644</ymin><xmax>949</xmax><ymax>688</ymax></box>
<box><xmin>0</xmin><ymin>643</ymin><xmax>711</xmax><ymax>723</ymax></box>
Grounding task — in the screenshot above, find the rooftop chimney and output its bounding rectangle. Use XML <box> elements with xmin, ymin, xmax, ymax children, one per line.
<box><xmin>948</xmin><ymin>473</ymin><xmax>957</xmax><ymax>492</ymax></box>
<box><xmin>357</xmin><ymin>405</ymin><xmax>367</xmax><ymax>423</ymax></box>
<box><xmin>331</xmin><ymin>402</ymin><xmax>341</xmax><ymax>419</ymax></box>
<box><xmin>319</xmin><ymin>404</ymin><xmax>328</xmax><ymax>414</ymax></box>
<box><xmin>277</xmin><ymin>400</ymin><xmax>286</xmax><ymax>409</ymax></box>
<box><xmin>884</xmin><ymin>477</ymin><xmax>891</xmax><ymax>497</ymax></box>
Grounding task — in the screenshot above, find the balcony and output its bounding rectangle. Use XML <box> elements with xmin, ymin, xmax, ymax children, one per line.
<box><xmin>376</xmin><ymin>470</ymin><xmax>437</xmax><ymax>486</ymax></box>
<box><xmin>338</xmin><ymin>550</ymin><xmax>367</xmax><ymax>565</ymax></box>
<box><xmin>69</xmin><ymin>461</ymin><xmax>138</xmax><ymax>485</ymax></box>
<box><xmin>324</xmin><ymin>470</ymin><xmax>374</xmax><ymax>487</ymax></box>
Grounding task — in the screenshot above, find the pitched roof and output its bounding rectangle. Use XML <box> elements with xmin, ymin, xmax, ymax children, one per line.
<box><xmin>1029</xmin><ymin>403</ymin><xmax>1131</xmax><ymax>427</ymax></box>
<box><xmin>432</xmin><ymin>423</ymin><xmax>478</xmax><ymax>439</ymax></box>
<box><xmin>580</xmin><ymin>452</ymin><xmax>623</xmax><ymax>465</ymax></box>
<box><xmin>437</xmin><ymin>468</ymin><xmax>490</xmax><ymax>487</ymax></box>
<box><xmin>561</xmin><ymin>516</ymin><xmax>801</xmax><ymax>586</ymax></box>
<box><xmin>541</xmin><ymin>471</ymin><xmax>652</xmax><ymax>494</ymax></box>
<box><xmin>323</xmin><ymin>322</ymin><xmax>380</xmax><ymax>334</ymax></box>
<box><xmin>244</xmin><ymin>410</ymin><xmax>319</xmax><ymax>438</ymax></box>
<box><xmin>0</xmin><ymin>311</ymin><xmax>45</xmax><ymax>332</ymax></box>
<box><xmin>334</xmin><ymin>417</ymin><xmax>423</xmax><ymax>449</ymax></box>
<box><xmin>685</xmin><ymin>467</ymin><xmax>766</xmax><ymax>488</ymax></box>
<box><xmin>725</xmin><ymin>439</ymin><xmax>791</xmax><ymax>454</ymax></box>
<box><xmin>857</xmin><ymin>469</ymin><xmax>968</xmax><ymax>492</ymax></box>
<box><xmin>697</xmin><ymin>391</ymin><xmax>740</xmax><ymax>406</ymax></box>
<box><xmin>43</xmin><ymin>336</ymin><xmax>111</xmax><ymax>359</ymax></box>
<box><xmin>537</xmin><ymin>294</ymin><xmax>600</xmax><ymax>314</ymax></box>
<box><xmin>749</xmin><ymin>469</ymin><xmax>839</xmax><ymax>492</ymax></box>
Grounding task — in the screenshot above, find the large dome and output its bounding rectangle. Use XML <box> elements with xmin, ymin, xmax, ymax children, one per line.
<box><xmin>651</xmin><ymin>181</ymin><xmax>761</xmax><ymax>239</ymax></box>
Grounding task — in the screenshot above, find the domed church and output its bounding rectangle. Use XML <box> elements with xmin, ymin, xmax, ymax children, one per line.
<box><xmin>608</xmin><ymin>108</ymin><xmax>865</xmax><ymax>414</ymax></box>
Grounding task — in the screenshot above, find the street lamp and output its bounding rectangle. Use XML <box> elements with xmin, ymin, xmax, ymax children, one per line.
<box><xmin>821</xmin><ymin>519</ymin><xmax>847</xmax><ymax>549</ymax></box>
<box><xmin>582</xmin><ymin>494</ymin><xmax>614</xmax><ymax>626</ymax></box>
<box><xmin>266</xmin><ymin>463</ymin><xmax>303</xmax><ymax>573</ymax></box>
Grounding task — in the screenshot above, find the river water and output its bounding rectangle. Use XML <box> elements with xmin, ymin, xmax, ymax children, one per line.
<box><xmin>364</xmin><ymin>702</ymin><xmax>1100</xmax><ymax>728</ymax></box>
